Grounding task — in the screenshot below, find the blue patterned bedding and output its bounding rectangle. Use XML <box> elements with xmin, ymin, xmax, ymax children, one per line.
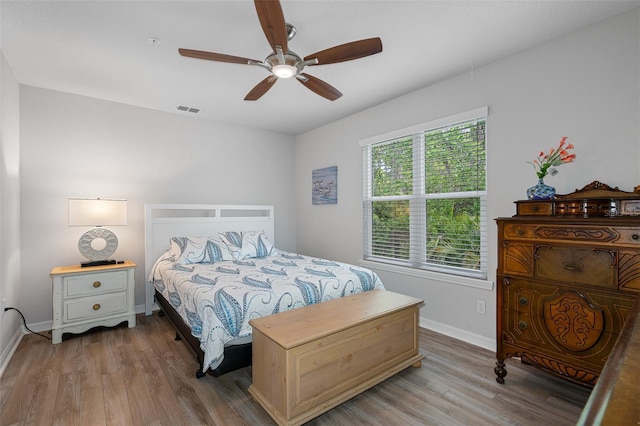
<box><xmin>149</xmin><ymin>250</ymin><xmax>385</xmax><ymax>372</ymax></box>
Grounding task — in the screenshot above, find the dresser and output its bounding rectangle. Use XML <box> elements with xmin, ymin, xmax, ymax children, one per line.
<box><xmin>495</xmin><ymin>182</ymin><xmax>640</xmax><ymax>386</ymax></box>
<box><xmin>50</xmin><ymin>261</ymin><xmax>136</xmax><ymax>343</ymax></box>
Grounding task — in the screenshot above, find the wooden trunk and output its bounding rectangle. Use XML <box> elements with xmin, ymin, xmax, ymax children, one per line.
<box><xmin>248</xmin><ymin>290</ymin><xmax>424</xmax><ymax>426</ymax></box>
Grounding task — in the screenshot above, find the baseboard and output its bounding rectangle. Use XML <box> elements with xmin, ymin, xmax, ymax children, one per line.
<box><xmin>0</xmin><ymin>326</ymin><xmax>24</xmax><ymax>379</ymax></box>
<box><xmin>419</xmin><ymin>316</ymin><xmax>496</xmax><ymax>352</ymax></box>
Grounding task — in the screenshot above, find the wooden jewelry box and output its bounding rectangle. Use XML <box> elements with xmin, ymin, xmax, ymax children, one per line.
<box><xmin>515</xmin><ymin>180</ymin><xmax>640</xmax><ymax>217</ymax></box>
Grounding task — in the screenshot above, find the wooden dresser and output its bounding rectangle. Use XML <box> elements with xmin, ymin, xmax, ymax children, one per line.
<box><xmin>495</xmin><ymin>182</ymin><xmax>640</xmax><ymax>386</ymax></box>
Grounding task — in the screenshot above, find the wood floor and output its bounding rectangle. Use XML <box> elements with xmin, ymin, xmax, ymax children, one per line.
<box><xmin>0</xmin><ymin>313</ymin><xmax>591</xmax><ymax>426</ymax></box>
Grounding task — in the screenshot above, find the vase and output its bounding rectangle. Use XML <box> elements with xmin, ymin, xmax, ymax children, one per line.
<box><xmin>526</xmin><ymin>177</ymin><xmax>555</xmax><ymax>200</ymax></box>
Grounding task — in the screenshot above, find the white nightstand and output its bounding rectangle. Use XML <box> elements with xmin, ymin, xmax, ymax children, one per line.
<box><xmin>50</xmin><ymin>261</ymin><xmax>136</xmax><ymax>344</ymax></box>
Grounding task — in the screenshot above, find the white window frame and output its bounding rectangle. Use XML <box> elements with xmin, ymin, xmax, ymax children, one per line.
<box><xmin>360</xmin><ymin>107</ymin><xmax>493</xmax><ymax>291</ymax></box>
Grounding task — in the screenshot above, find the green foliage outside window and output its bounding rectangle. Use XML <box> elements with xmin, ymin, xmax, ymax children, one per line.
<box><xmin>367</xmin><ymin>119</ymin><xmax>486</xmax><ymax>275</ymax></box>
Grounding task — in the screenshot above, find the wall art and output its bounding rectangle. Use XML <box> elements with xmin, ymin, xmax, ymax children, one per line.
<box><xmin>312</xmin><ymin>166</ymin><xmax>337</xmax><ymax>205</ymax></box>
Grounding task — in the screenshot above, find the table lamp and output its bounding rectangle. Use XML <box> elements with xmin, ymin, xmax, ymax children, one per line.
<box><xmin>68</xmin><ymin>198</ymin><xmax>127</xmax><ymax>267</ymax></box>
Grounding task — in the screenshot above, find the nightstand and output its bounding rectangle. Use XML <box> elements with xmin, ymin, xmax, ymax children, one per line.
<box><xmin>50</xmin><ymin>261</ymin><xmax>136</xmax><ymax>344</ymax></box>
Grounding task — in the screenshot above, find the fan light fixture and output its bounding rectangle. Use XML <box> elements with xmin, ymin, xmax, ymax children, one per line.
<box><xmin>177</xmin><ymin>1</ymin><xmax>383</xmax><ymax>101</ymax></box>
<box><xmin>68</xmin><ymin>197</ymin><xmax>127</xmax><ymax>267</ymax></box>
<box><xmin>272</xmin><ymin>64</ymin><xmax>297</xmax><ymax>78</ymax></box>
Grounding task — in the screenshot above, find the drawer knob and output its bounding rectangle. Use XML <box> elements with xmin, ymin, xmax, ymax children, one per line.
<box><xmin>519</xmin><ymin>297</ymin><xmax>529</xmax><ymax>306</ymax></box>
<box><xmin>633</xmin><ymin>234</ymin><xmax>639</xmax><ymax>240</ymax></box>
<box><xmin>93</xmin><ymin>281</ymin><xmax>101</xmax><ymax>288</ymax></box>
<box><xmin>518</xmin><ymin>320</ymin><xmax>528</xmax><ymax>330</ymax></box>
<box><xmin>93</xmin><ymin>304</ymin><xmax>101</xmax><ymax>311</ymax></box>
<box><xmin>516</xmin><ymin>229</ymin><xmax>525</xmax><ymax>235</ymax></box>
<box><xmin>531</xmin><ymin>206</ymin><xmax>539</xmax><ymax>212</ymax></box>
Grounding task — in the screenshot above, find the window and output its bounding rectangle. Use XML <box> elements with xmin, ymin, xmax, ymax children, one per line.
<box><xmin>362</xmin><ymin>107</ymin><xmax>488</xmax><ymax>280</ymax></box>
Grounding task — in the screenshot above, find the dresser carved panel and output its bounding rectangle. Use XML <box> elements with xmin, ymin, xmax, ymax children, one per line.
<box><xmin>496</xmin><ymin>216</ymin><xmax>640</xmax><ymax>386</ymax></box>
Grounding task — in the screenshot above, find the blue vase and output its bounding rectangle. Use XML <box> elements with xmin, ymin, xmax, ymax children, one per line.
<box><xmin>527</xmin><ymin>177</ymin><xmax>556</xmax><ymax>200</ymax></box>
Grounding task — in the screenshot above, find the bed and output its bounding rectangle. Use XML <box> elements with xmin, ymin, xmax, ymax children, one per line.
<box><xmin>144</xmin><ymin>204</ymin><xmax>385</xmax><ymax>377</ymax></box>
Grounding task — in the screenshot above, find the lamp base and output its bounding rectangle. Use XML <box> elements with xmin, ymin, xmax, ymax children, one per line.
<box><xmin>81</xmin><ymin>259</ymin><xmax>117</xmax><ymax>268</ymax></box>
<box><xmin>78</xmin><ymin>227</ymin><xmax>119</xmax><ymax>262</ymax></box>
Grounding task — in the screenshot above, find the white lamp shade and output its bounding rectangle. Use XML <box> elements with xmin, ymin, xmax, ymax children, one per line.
<box><xmin>68</xmin><ymin>198</ymin><xmax>127</xmax><ymax>226</ymax></box>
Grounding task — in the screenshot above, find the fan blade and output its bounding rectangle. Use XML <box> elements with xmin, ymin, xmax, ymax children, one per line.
<box><xmin>244</xmin><ymin>76</ymin><xmax>278</xmax><ymax>101</ymax></box>
<box><xmin>254</xmin><ymin>0</ymin><xmax>288</xmax><ymax>53</ymax></box>
<box><xmin>304</xmin><ymin>37</ymin><xmax>382</xmax><ymax>65</ymax></box>
<box><xmin>297</xmin><ymin>73</ymin><xmax>342</xmax><ymax>101</ymax></box>
<box><xmin>179</xmin><ymin>48</ymin><xmax>258</xmax><ymax>65</ymax></box>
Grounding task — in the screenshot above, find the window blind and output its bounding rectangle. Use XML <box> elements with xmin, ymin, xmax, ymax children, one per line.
<box><xmin>362</xmin><ymin>107</ymin><xmax>488</xmax><ymax>280</ymax></box>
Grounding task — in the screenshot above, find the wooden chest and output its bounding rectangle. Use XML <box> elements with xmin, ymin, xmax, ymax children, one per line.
<box><xmin>248</xmin><ymin>290</ymin><xmax>424</xmax><ymax>426</ymax></box>
<box><xmin>495</xmin><ymin>216</ymin><xmax>640</xmax><ymax>386</ymax></box>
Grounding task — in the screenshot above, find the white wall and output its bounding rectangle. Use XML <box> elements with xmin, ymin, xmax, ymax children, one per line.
<box><xmin>0</xmin><ymin>50</ymin><xmax>22</xmax><ymax>372</ymax></box>
<box><xmin>19</xmin><ymin>87</ymin><xmax>297</xmax><ymax>326</ymax></box>
<box><xmin>294</xmin><ymin>9</ymin><xmax>640</xmax><ymax>348</ymax></box>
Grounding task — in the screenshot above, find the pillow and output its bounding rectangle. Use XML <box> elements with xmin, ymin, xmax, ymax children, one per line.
<box><xmin>239</xmin><ymin>230</ymin><xmax>277</xmax><ymax>259</ymax></box>
<box><xmin>218</xmin><ymin>231</ymin><xmax>243</xmax><ymax>260</ymax></box>
<box><xmin>169</xmin><ymin>236</ymin><xmax>236</xmax><ymax>264</ymax></box>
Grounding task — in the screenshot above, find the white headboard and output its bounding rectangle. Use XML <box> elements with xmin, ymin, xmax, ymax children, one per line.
<box><xmin>144</xmin><ymin>203</ymin><xmax>275</xmax><ymax>315</ymax></box>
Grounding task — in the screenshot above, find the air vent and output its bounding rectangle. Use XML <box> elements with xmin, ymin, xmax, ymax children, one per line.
<box><xmin>176</xmin><ymin>105</ymin><xmax>201</xmax><ymax>114</ymax></box>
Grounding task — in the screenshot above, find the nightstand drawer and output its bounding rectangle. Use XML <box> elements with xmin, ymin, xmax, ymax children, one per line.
<box><xmin>64</xmin><ymin>292</ymin><xmax>127</xmax><ymax>321</ymax></box>
<box><xmin>64</xmin><ymin>270</ymin><xmax>127</xmax><ymax>298</ymax></box>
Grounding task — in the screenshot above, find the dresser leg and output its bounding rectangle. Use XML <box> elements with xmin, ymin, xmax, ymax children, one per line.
<box><xmin>495</xmin><ymin>359</ymin><xmax>507</xmax><ymax>384</ymax></box>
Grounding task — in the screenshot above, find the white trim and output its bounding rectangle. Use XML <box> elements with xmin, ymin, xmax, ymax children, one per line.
<box><xmin>361</xmin><ymin>259</ymin><xmax>494</xmax><ymax>291</ymax></box>
<box><xmin>0</xmin><ymin>326</ymin><xmax>24</xmax><ymax>379</ymax></box>
<box><xmin>419</xmin><ymin>316</ymin><xmax>496</xmax><ymax>352</ymax></box>
<box><xmin>359</xmin><ymin>106</ymin><xmax>489</xmax><ymax>147</ymax></box>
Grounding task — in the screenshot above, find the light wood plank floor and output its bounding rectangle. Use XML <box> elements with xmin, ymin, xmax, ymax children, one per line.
<box><xmin>0</xmin><ymin>313</ymin><xmax>591</xmax><ymax>425</ymax></box>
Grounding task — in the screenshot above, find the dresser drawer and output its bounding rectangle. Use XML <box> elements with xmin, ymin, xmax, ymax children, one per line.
<box><xmin>616</xmin><ymin>228</ymin><xmax>640</xmax><ymax>246</ymax></box>
<box><xmin>64</xmin><ymin>292</ymin><xmax>127</xmax><ymax>322</ymax></box>
<box><xmin>534</xmin><ymin>245</ymin><xmax>616</xmax><ymax>289</ymax></box>
<box><xmin>516</xmin><ymin>201</ymin><xmax>554</xmax><ymax>216</ymax></box>
<box><xmin>503</xmin><ymin>223</ymin><xmax>620</xmax><ymax>245</ymax></box>
<box><xmin>64</xmin><ymin>270</ymin><xmax>127</xmax><ymax>298</ymax></box>
<box><xmin>500</xmin><ymin>277</ymin><xmax>635</xmax><ymax>354</ymax></box>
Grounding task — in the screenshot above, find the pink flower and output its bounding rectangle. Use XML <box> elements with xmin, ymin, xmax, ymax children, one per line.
<box><xmin>528</xmin><ymin>137</ymin><xmax>576</xmax><ymax>178</ymax></box>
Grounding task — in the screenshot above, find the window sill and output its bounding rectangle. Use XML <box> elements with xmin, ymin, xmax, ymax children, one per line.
<box><xmin>360</xmin><ymin>260</ymin><xmax>494</xmax><ymax>291</ymax></box>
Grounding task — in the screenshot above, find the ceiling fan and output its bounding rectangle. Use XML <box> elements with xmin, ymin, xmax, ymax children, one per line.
<box><xmin>178</xmin><ymin>0</ymin><xmax>383</xmax><ymax>101</ymax></box>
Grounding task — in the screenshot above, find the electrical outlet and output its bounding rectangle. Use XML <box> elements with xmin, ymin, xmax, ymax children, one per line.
<box><xmin>1</xmin><ymin>298</ymin><xmax>7</xmax><ymax>313</ymax></box>
<box><xmin>476</xmin><ymin>299</ymin><xmax>486</xmax><ymax>315</ymax></box>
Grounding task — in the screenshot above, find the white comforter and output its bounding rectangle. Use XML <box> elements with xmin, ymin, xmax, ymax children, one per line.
<box><xmin>149</xmin><ymin>251</ymin><xmax>385</xmax><ymax>372</ymax></box>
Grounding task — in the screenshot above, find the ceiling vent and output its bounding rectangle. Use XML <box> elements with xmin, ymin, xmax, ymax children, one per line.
<box><xmin>176</xmin><ymin>105</ymin><xmax>200</xmax><ymax>114</ymax></box>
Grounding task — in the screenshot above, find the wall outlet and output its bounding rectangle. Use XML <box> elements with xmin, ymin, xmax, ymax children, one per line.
<box><xmin>476</xmin><ymin>299</ymin><xmax>486</xmax><ymax>315</ymax></box>
<box><xmin>1</xmin><ymin>298</ymin><xmax>7</xmax><ymax>313</ymax></box>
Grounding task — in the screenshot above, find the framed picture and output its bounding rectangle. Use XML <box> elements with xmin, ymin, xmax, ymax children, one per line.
<box><xmin>312</xmin><ymin>166</ymin><xmax>337</xmax><ymax>205</ymax></box>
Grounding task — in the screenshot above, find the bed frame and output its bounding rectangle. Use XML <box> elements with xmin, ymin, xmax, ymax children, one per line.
<box><xmin>144</xmin><ymin>203</ymin><xmax>275</xmax><ymax>377</ymax></box>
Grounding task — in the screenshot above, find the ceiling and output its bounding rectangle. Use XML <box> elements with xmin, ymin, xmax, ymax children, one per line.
<box><xmin>2</xmin><ymin>1</ymin><xmax>638</xmax><ymax>135</ymax></box>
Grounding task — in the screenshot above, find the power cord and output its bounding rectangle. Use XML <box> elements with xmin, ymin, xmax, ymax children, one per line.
<box><xmin>4</xmin><ymin>307</ymin><xmax>51</xmax><ymax>340</ymax></box>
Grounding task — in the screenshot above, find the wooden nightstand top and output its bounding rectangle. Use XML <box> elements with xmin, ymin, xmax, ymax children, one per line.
<box><xmin>50</xmin><ymin>260</ymin><xmax>136</xmax><ymax>276</ymax></box>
